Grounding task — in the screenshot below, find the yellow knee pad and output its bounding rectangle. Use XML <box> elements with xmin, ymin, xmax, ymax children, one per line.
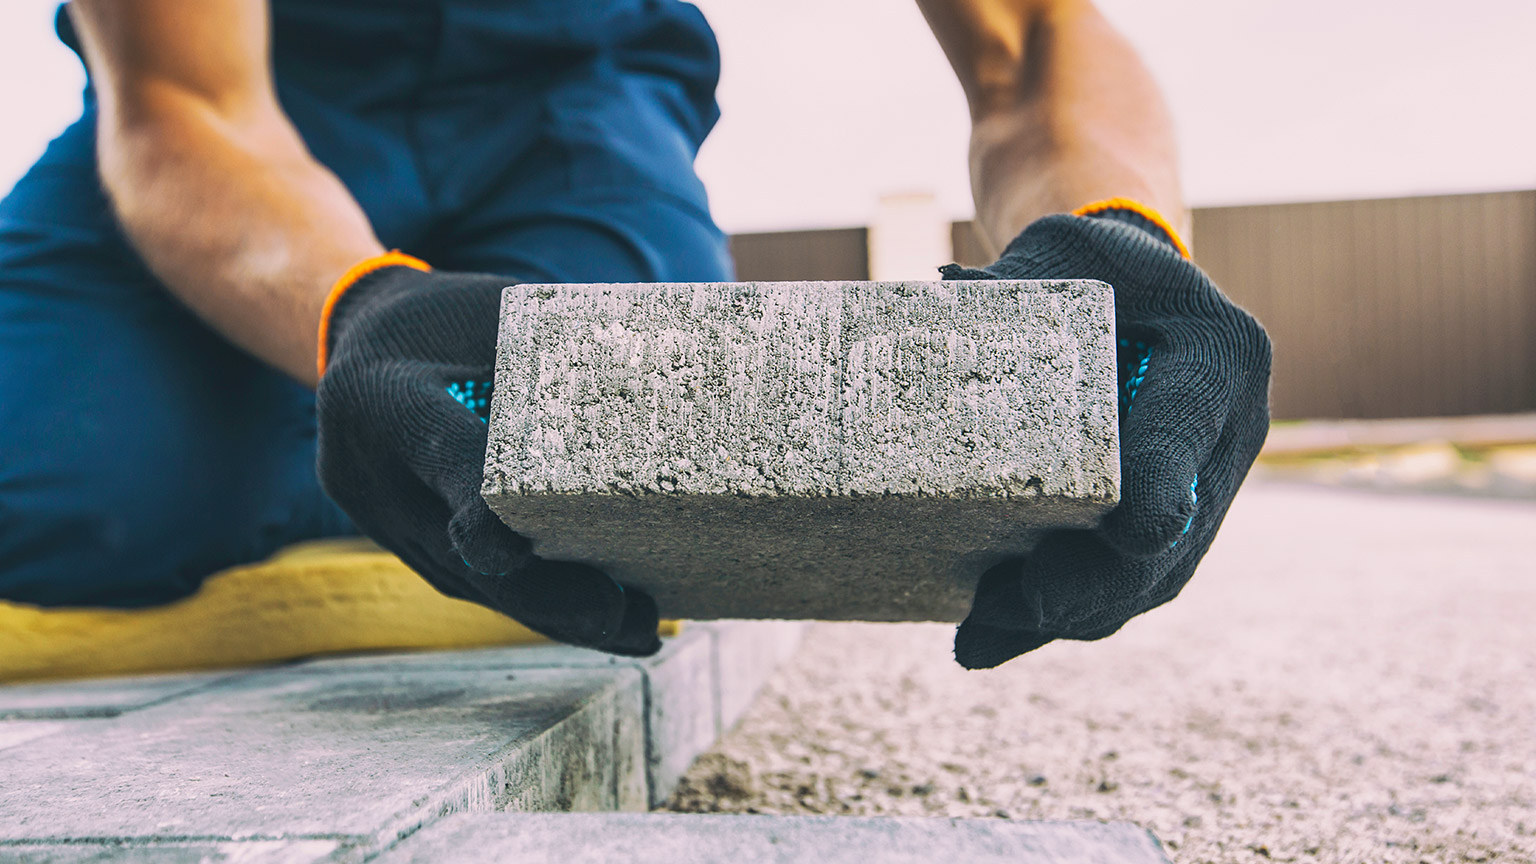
<box><xmin>0</xmin><ymin>540</ymin><xmax>678</xmax><ymax>682</ymax></box>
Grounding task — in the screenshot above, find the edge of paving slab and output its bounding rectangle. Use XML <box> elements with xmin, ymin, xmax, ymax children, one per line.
<box><xmin>379</xmin><ymin>619</ymin><xmax>811</xmax><ymax>857</ymax></box>
<box><xmin>292</xmin><ymin>620</ymin><xmax>808</xmax><ymax>810</ymax></box>
<box><xmin>0</xmin><ymin>621</ymin><xmax>807</xmax><ymax>864</ymax></box>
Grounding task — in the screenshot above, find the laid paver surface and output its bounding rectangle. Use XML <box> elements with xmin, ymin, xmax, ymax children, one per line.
<box><xmin>0</xmin><ymin>840</ymin><xmax>340</xmax><ymax>863</ymax></box>
<box><xmin>484</xmin><ymin>280</ymin><xmax>1119</xmax><ymax>621</ymax></box>
<box><xmin>293</xmin><ymin>621</ymin><xmax>807</xmax><ymax>805</ymax></box>
<box><xmin>667</xmin><ymin>483</ymin><xmax>1536</xmax><ymax>863</ymax></box>
<box><xmin>0</xmin><ymin>622</ymin><xmax>805</xmax><ymax>863</ymax></box>
<box><xmin>374</xmin><ymin>813</ymin><xmax>1170</xmax><ymax>863</ymax></box>
<box><xmin>0</xmin><ymin>671</ymin><xmax>232</xmax><ymax>719</ymax></box>
<box><xmin>0</xmin><ymin>720</ymin><xmax>74</xmax><ymax>752</ymax></box>
<box><xmin>1261</xmin><ymin>412</ymin><xmax>1536</xmax><ymax>454</ymax></box>
<box><xmin>0</xmin><ymin>665</ymin><xmax>646</xmax><ymax>841</ymax></box>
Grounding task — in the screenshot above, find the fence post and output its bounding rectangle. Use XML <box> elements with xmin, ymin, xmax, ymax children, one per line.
<box><xmin>867</xmin><ymin>192</ymin><xmax>953</xmax><ymax>281</ymax></box>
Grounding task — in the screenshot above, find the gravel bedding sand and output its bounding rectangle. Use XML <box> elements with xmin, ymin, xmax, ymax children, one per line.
<box><xmin>666</xmin><ymin>484</ymin><xmax>1536</xmax><ymax>862</ymax></box>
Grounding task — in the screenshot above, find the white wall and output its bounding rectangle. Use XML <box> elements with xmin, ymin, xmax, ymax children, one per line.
<box><xmin>4</xmin><ymin>0</ymin><xmax>1533</xmax><ymax>234</ymax></box>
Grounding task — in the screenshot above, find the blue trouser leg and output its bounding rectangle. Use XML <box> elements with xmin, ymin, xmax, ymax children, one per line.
<box><xmin>0</xmin><ymin>116</ymin><xmax>362</xmax><ymax>607</ymax></box>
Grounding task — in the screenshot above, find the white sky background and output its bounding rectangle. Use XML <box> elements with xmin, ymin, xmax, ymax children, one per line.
<box><xmin>2</xmin><ymin>0</ymin><xmax>1532</xmax><ymax>233</ymax></box>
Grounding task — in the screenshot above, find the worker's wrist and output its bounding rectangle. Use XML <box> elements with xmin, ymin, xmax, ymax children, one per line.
<box><xmin>1072</xmin><ymin>197</ymin><xmax>1191</xmax><ymax>259</ymax></box>
<box><xmin>316</xmin><ymin>251</ymin><xmax>432</xmax><ymax>380</ymax></box>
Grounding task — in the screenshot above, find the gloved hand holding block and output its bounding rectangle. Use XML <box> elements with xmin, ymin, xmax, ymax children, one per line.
<box><xmin>481</xmin><ymin>281</ymin><xmax>1119</xmax><ymax>621</ymax></box>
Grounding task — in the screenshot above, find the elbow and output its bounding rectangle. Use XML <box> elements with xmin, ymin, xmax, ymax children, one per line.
<box><xmin>93</xmin><ymin>109</ymin><xmax>202</xmax><ymax>229</ymax></box>
<box><xmin>94</xmin><ymin>87</ymin><xmax>301</xmax><ymax>220</ymax></box>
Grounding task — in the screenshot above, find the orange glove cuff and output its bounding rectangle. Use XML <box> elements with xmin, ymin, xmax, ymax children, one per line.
<box><xmin>1072</xmin><ymin>197</ymin><xmax>1191</xmax><ymax>260</ymax></box>
<box><xmin>316</xmin><ymin>251</ymin><xmax>432</xmax><ymax>380</ymax></box>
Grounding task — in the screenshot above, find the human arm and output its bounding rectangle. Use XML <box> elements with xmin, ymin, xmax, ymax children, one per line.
<box><xmin>915</xmin><ymin>0</ymin><xmax>1186</xmax><ymax>255</ymax></box>
<box><xmin>69</xmin><ymin>1</ymin><xmax>661</xmax><ymax>653</ymax></box>
<box><xmin>916</xmin><ymin>0</ymin><xmax>1272</xmax><ymax>668</ymax></box>
<box><xmin>67</xmin><ymin>0</ymin><xmax>383</xmax><ymax>386</ymax></box>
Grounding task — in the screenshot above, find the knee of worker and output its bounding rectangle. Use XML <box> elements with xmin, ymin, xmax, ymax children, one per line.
<box><xmin>441</xmin><ymin>198</ymin><xmax>735</xmax><ymax>284</ymax></box>
<box><xmin>0</xmin><ymin>419</ymin><xmax>235</xmax><ymax>608</ymax></box>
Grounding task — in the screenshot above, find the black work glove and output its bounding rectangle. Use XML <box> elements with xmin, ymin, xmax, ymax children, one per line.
<box><xmin>940</xmin><ymin>203</ymin><xmax>1272</xmax><ymax>669</ymax></box>
<box><xmin>315</xmin><ymin>255</ymin><xmax>662</xmax><ymax>656</ymax></box>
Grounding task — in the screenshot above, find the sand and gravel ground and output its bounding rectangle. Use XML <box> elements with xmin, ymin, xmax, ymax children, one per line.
<box><xmin>666</xmin><ymin>483</ymin><xmax>1536</xmax><ymax>862</ymax></box>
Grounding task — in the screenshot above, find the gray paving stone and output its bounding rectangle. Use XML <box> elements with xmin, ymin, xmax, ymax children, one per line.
<box><xmin>0</xmin><ymin>840</ymin><xmax>339</xmax><ymax>863</ymax></box>
<box><xmin>0</xmin><ymin>672</ymin><xmax>233</xmax><ymax>719</ymax></box>
<box><xmin>374</xmin><ymin>813</ymin><xmax>1172</xmax><ymax>864</ymax></box>
<box><xmin>0</xmin><ymin>626</ymin><xmax>808</xmax><ymax>861</ymax></box>
<box><xmin>0</xmin><ymin>720</ymin><xmax>69</xmax><ymax>752</ymax></box>
<box><xmin>637</xmin><ymin>628</ymin><xmax>718</xmax><ymax>806</ymax></box>
<box><xmin>0</xmin><ymin>666</ymin><xmax>644</xmax><ymax>851</ymax></box>
<box><xmin>292</xmin><ymin>624</ymin><xmax>805</xmax><ymax>807</ymax></box>
<box><xmin>484</xmin><ymin>280</ymin><xmax>1118</xmax><ymax>622</ymax></box>
<box><xmin>292</xmin><ymin>635</ymin><xmax>710</xmax><ymax>807</ymax></box>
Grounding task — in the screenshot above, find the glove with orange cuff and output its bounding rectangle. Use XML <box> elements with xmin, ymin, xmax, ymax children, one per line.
<box><xmin>314</xmin><ymin>254</ymin><xmax>662</xmax><ymax>656</ymax></box>
<box><xmin>940</xmin><ymin>200</ymin><xmax>1272</xmax><ymax>669</ymax></box>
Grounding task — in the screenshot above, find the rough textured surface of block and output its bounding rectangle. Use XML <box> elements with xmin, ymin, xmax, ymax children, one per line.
<box><xmin>0</xmin><ymin>840</ymin><xmax>340</xmax><ymax>863</ymax></box>
<box><xmin>0</xmin><ymin>720</ymin><xmax>70</xmax><ymax>752</ymax></box>
<box><xmin>0</xmin><ymin>671</ymin><xmax>230</xmax><ymax>719</ymax></box>
<box><xmin>295</xmin><ymin>623</ymin><xmax>804</xmax><ymax>807</ymax></box>
<box><xmin>484</xmin><ymin>280</ymin><xmax>1119</xmax><ymax>622</ymax></box>
<box><xmin>374</xmin><ymin>813</ymin><xmax>1172</xmax><ymax>864</ymax></box>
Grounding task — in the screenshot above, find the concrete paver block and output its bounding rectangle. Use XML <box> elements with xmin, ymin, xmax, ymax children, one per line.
<box><xmin>0</xmin><ymin>624</ymin><xmax>810</xmax><ymax>861</ymax></box>
<box><xmin>374</xmin><ymin>813</ymin><xmax>1172</xmax><ymax>864</ymax></box>
<box><xmin>293</xmin><ymin>623</ymin><xmax>803</xmax><ymax>807</ymax></box>
<box><xmin>484</xmin><ymin>280</ymin><xmax>1119</xmax><ymax>621</ymax></box>
<box><xmin>0</xmin><ymin>840</ymin><xmax>339</xmax><ymax>863</ymax></box>
<box><xmin>0</xmin><ymin>720</ymin><xmax>70</xmax><ymax>752</ymax></box>
<box><xmin>0</xmin><ymin>666</ymin><xmax>644</xmax><ymax>849</ymax></box>
<box><xmin>0</xmin><ymin>671</ymin><xmax>233</xmax><ymax>719</ymax></box>
<box><xmin>290</xmin><ymin>631</ymin><xmax>704</xmax><ymax>674</ymax></box>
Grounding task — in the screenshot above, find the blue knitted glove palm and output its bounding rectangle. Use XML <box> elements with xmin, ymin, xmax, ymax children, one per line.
<box><xmin>940</xmin><ymin>204</ymin><xmax>1272</xmax><ymax>668</ymax></box>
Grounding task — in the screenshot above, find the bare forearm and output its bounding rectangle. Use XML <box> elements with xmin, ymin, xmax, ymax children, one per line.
<box><xmin>68</xmin><ymin>0</ymin><xmax>381</xmax><ymax>387</ymax></box>
<box><xmin>100</xmin><ymin>95</ymin><xmax>382</xmax><ymax>386</ymax></box>
<box><xmin>919</xmin><ymin>0</ymin><xmax>1185</xmax><ymax>254</ymax></box>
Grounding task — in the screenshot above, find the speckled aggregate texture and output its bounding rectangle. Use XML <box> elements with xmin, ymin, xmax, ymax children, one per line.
<box><xmin>665</xmin><ymin>483</ymin><xmax>1536</xmax><ymax>863</ymax></box>
<box><xmin>373</xmin><ymin>813</ymin><xmax>1171</xmax><ymax>863</ymax></box>
<box><xmin>483</xmin><ymin>281</ymin><xmax>1118</xmax><ymax>621</ymax></box>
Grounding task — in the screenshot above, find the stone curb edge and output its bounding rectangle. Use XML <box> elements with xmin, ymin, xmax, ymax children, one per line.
<box><xmin>0</xmin><ymin>621</ymin><xmax>808</xmax><ymax>864</ymax></box>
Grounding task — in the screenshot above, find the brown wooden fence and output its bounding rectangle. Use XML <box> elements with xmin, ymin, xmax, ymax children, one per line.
<box><xmin>731</xmin><ymin>190</ymin><xmax>1536</xmax><ymax>420</ymax></box>
<box><xmin>729</xmin><ymin>227</ymin><xmax>868</xmax><ymax>282</ymax></box>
